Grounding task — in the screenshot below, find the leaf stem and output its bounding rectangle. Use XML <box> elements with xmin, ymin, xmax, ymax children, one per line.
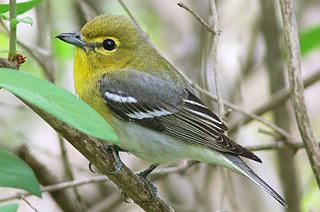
<box><xmin>9</xmin><ymin>0</ymin><xmax>17</xmax><ymax>60</ymax></box>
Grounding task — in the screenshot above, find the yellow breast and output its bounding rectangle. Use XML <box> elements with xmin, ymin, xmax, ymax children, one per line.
<box><xmin>73</xmin><ymin>47</ymin><xmax>113</xmax><ymax>121</ymax></box>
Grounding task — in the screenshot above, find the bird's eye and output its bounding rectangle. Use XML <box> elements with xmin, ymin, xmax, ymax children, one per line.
<box><xmin>103</xmin><ymin>39</ymin><xmax>116</xmax><ymax>51</ymax></box>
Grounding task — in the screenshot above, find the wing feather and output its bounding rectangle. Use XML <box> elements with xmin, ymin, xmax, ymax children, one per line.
<box><xmin>99</xmin><ymin>69</ymin><xmax>262</xmax><ymax>163</ymax></box>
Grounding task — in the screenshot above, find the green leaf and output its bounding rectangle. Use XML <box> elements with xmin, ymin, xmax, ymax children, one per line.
<box><xmin>1</xmin><ymin>11</ymin><xmax>9</xmax><ymax>20</ymax></box>
<box><xmin>10</xmin><ymin>19</ymin><xmax>19</xmax><ymax>27</ymax></box>
<box><xmin>300</xmin><ymin>25</ymin><xmax>320</xmax><ymax>56</ymax></box>
<box><xmin>0</xmin><ymin>49</ymin><xmax>9</xmax><ymax>53</ymax></box>
<box><xmin>0</xmin><ymin>0</ymin><xmax>43</xmax><ymax>16</ymax></box>
<box><xmin>0</xmin><ymin>203</ymin><xmax>19</xmax><ymax>212</ymax></box>
<box><xmin>17</xmin><ymin>17</ymin><xmax>33</xmax><ymax>25</ymax></box>
<box><xmin>8</xmin><ymin>17</ymin><xmax>34</xmax><ymax>26</ymax></box>
<box><xmin>0</xmin><ymin>68</ymin><xmax>118</xmax><ymax>143</ymax></box>
<box><xmin>0</xmin><ymin>149</ymin><xmax>41</xmax><ymax>198</ymax></box>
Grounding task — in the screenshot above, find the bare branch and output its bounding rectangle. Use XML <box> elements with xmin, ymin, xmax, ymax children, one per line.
<box><xmin>0</xmin><ymin>29</ymin><xmax>54</xmax><ymax>82</ymax></box>
<box><xmin>247</xmin><ymin>141</ymin><xmax>303</xmax><ymax>152</ymax></box>
<box><xmin>75</xmin><ymin>0</ymin><xmax>97</xmax><ymax>21</ymax></box>
<box><xmin>177</xmin><ymin>2</ymin><xmax>221</xmax><ymax>35</ymax></box>
<box><xmin>210</xmin><ymin>0</ymin><xmax>224</xmax><ymax>117</ymax></box>
<box><xmin>15</xmin><ymin>144</ymin><xmax>83</xmax><ymax>212</ymax></box>
<box><xmin>228</xmin><ymin>69</ymin><xmax>320</xmax><ymax>133</ymax></box>
<box><xmin>20</xmin><ymin>195</ymin><xmax>40</xmax><ymax>212</ymax></box>
<box><xmin>0</xmin><ymin>160</ymin><xmax>195</xmax><ymax>203</ymax></box>
<box><xmin>280</xmin><ymin>0</ymin><xmax>320</xmax><ymax>187</ymax></box>
<box><xmin>117</xmin><ymin>0</ymin><xmax>145</xmax><ymax>34</ymax></box>
<box><xmin>0</xmin><ymin>57</ymin><xmax>19</xmax><ymax>69</ymax></box>
<box><xmin>189</xmin><ymin>81</ymin><xmax>294</xmax><ymax>141</ymax></box>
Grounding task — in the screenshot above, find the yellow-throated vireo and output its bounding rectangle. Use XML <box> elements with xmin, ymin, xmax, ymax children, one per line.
<box><xmin>56</xmin><ymin>14</ymin><xmax>287</xmax><ymax>207</ymax></box>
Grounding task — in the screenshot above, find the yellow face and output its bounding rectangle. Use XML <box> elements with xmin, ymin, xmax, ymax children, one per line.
<box><xmin>73</xmin><ymin>36</ymin><xmax>123</xmax><ymax>96</ymax></box>
<box><xmin>71</xmin><ymin>15</ymin><xmax>141</xmax><ymax>97</ymax></box>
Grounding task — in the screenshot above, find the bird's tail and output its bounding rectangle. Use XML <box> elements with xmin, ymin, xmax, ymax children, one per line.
<box><xmin>223</xmin><ymin>153</ymin><xmax>288</xmax><ymax>207</ymax></box>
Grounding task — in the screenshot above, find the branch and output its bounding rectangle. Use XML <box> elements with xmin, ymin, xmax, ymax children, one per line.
<box><xmin>177</xmin><ymin>2</ymin><xmax>220</xmax><ymax>35</ymax></box>
<box><xmin>280</xmin><ymin>0</ymin><xmax>320</xmax><ymax>187</ymax></box>
<box><xmin>210</xmin><ymin>0</ymin><xmax>224</xmax><ymax>117</ymax></box>
<box><xmin>9</xmin><ymin>0</ymin><xmax>17</xmax><ymax>60</ymax></box>
<box><xmin>0</xmin><ymin>57</ymin><xmax>19</xmax><ymax>69</ymax></box>
<box><xmin>0</xmin><ymin>161</ymin><xmax>195</xmax><ymax>203</ymax></box>
<box><xmin>228</xmin><ymin>69</ymin><xmax>320</xmax><ymax>133</ymax></box>
<box><xmin>0</xmin><ymin>176</ymin><xmax>109</xmax><ymax>203</ymax></box>
<box><xmin>246</xmin><ymin>141</ymin><xmax>302</xmax><ymax>152</ymax></box>
<box><xmin>20</xmin><ymin>195</ymin><xmax>40</xmax><ymax>212</ymax></box>
<box><xmin>189</xmin><ymin>81</ymin><xmax>294</xmax><ymax>141</ymax></box>
<box><xmin>75</xmin><ymin>0</ymin><xmax>97</xmax><ymax>22</ymax></box>
<box><xmin>15</xmin><ymin>144</ymin><xmax>82</xmax><ymax>211</ymax></box>
<box><xmin>117</xmin><ymin>0</ymin><xmax>145</xmax><ymax>35</ymax></box>
<box><xmin>1</xmin><ymin>27</ymin><xmax>54</xmax><ymax>81</ymax></box>
<box><xmin>17</xmin><ymin>98</ymin><xmax>174</xmax><ymax>212</ymax></box>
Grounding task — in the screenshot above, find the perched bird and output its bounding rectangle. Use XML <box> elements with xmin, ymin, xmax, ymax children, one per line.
<box><xmin>56</xmin><ymin>14</ymin><xmax>286</xmax><ymax>207</ymax></box>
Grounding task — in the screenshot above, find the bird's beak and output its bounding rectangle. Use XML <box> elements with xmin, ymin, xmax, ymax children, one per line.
<box><xmin>56</xmin><ymin>32</ymin><xmax>92</xmax><ymax>50</ymax></box>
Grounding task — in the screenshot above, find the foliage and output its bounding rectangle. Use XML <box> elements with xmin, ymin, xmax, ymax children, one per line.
<box><xmin>0</xmin><ymin>203</ymin><xmax>19</xmax><ymax>212</ymax></box>
<box><xmin>0</xmin><ymin>0</ymin><xmax>43</xmax><ymax>15</ymax></box>
<box><xmin>0</xmin><ymin>149</ymin><xmax>41</xmax><ymax>197</ymax></box>
<box><xmin>0</xmin><ymin>68</ymin><xmax>118</xmax><ymax>143</ymax></box>
<box><xmin>300</xmin><ymin>25</ymin><xmax>320</xmax><ymax>56</ymax></box>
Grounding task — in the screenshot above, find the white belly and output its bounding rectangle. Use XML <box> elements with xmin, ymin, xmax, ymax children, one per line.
<box><xmin>111</xmin><ymin>118</ymin><xmax>191</xmax><ymax>164</ymax></box>
<box><xmin>105</xmin><ymin>115</ymin><xmax>233</xmax><ymax>170</ymax></box>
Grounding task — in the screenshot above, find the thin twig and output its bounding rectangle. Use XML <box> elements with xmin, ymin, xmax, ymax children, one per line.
<box><xmin>177</xmin><ymin>2</ymin><xmax>220</xmax><ymax>35</ymax></box>
<box><xmin>20</xmin><ymin>195</ymin><xmax>40</xmax><ymax>212</ymax></box>
<box><xmin>15</xmin><ymin>144</ymin><xmax>83</xmax><ymax>211</ymax></box>
<box><xmin>258</xmin><ymin>128</ymin><xmax>283</xmax><ymax>138</ymax></box>
<box><xmin>280</xmin><ymin>0</ymin><xmax>320</xmax><ymax>187</ymax></box>
<box><xmin>210</xmin><ymin>0</ymin><xmax>224</xmax><ymax>118</ymax></box>
<box><xmin>0</xmin><ymin>176</ymin><xmax>109</xmax><ymax>203</ymax></box>
<box><xmin>18</xmin><ymin>40</ymin><xmax>54</xmax><ymax>81</ymax></box>
<box><xmin>228</xmin><ymin>69</ymin><xmax>320</xmax><ymax>133</ymax></box>
<box><xmin>9</xmin><ymin>0</ymin><xmax>17</xmax><ymax>60</ymax></box>
<box><xmin>246</xmin><ymin>141</ymin><xmax>318</xmax><ymax>152</ymax></box>
<box><xmin>117</xmin><ymin>0</ymin><xmax>145</xmax><ymax>34</ymax></box>
<box><xmin>0</xmin><ymin>162</ymin><xmax>194</xmax><ymax>203</ymax></box>
<box><xmin>0</xmin><ymin>28</ymin><xmax>54</xmax><ymax>82</ymax></box>
<box><xmin>76</xmin><ymin>0</ymin><xmax>97</xmax><ymax>21</ymax></box>
<box><xmin>190</xmin><ymin>81</ymin><xmax>295</xmax><ymax>141</ymax></box>
<box><xmin>58</xmin><ymin>135</ymin><xmax>85</xmax><ymax>211</ymax></box>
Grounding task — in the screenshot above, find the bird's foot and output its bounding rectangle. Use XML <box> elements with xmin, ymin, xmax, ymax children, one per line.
<box><xmin>88</xmin><ymin>145</ymin><xmax>124</xmax><ymax>174</ymax></box>
<box><xmin>138</xmin><ymin>164</ymin><xmax>159</xmax><ymax>202</ymax></box>
<box><xmin>105</xmin><ymin>145</ymin><xmax>124</xmax><ymax>175</ymax></box>
<box><xmin>120</xmin><ymin>164</ymin><xmax>159</xmax><ymax>203</ymax></box>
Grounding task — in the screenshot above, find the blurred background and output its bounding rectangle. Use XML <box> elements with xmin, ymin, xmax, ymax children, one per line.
<box><xmin>0</xmin><ymin>0</ymin><xmax>320</xmax><ymax>211</ymax></box>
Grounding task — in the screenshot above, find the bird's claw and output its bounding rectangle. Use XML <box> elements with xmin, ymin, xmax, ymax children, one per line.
<box><xmin>121</xmin><ymin>189</ymin><xmax>131</xmax><ymax>203</ymax></box>
<box><xmin>105</xmin><ymin>145</ymin><xmax>123</xmax><ymax>175</ymax></box>
<box><xmin>138</xmin><ymin>164</ymin><xmax>159</xmax><ymax>202</ymax></box>
<box><xmin>88</xmin><ymin>162</ymin><xmax>96</xmax><ymax>173</ymax></box>
<box><xmin>138</xmin><ymin>171</ymin><xmax>158</xmax><ymax>202</ymax></box>
<box><xmin>118</xmin><ymin>164</ymin><xmax>159</xmax><ymax>202</ymax></box>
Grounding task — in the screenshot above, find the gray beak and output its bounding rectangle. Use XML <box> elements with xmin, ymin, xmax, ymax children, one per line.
<box><xmin>56</xmin><ymin>32</ymin><xmax>92</xmax><ymax>50</ymax></box>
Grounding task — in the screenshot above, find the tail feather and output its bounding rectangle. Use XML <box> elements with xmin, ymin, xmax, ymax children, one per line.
<box><xmin>223</xmin><ymin>153</ymin><xmax>288</xmax><ymax>207</ymax></box>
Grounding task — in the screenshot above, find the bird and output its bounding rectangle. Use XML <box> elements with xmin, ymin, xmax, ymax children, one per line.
<box><xmin>56</xmin><ymin>14</ymin><xmax>287</xmax><ymax>207</ymax></box>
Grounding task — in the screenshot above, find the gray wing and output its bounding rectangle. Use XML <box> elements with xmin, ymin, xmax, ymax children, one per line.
<box><xmin>98</xmin><ymin>69</ymin><xmax>262</xmax><ymax>163</ymax></box>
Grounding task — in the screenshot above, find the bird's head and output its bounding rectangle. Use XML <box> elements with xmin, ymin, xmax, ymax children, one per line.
<box><xmin>56</xmin><ymin>14</ymin><xmax>143</xmax><ymax>72</ymax></box>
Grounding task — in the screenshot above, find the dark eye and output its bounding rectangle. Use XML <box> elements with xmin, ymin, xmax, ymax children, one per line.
<box><xmin>103</xmin><ymin>39</ymin><xmax>116</xmax><ymax>51</ymax></box>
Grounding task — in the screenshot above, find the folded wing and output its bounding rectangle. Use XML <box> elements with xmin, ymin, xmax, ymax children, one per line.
<box><xmin>99</xmin><ymin>69</ymin><xmax>261</xmax><ymax>163</ymax></box>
